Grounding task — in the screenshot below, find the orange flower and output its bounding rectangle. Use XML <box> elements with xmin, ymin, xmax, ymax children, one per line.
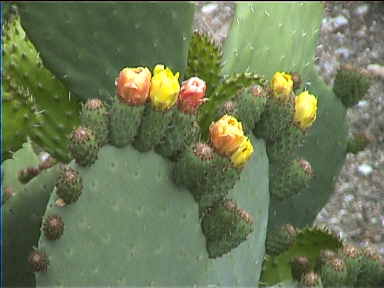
<box><xmin>209</xmin><ymin>115</ymin><xmax>246</xmax><ymax>156</ymax></box>
<box><xmin>116</xmin><ymin>67</ymin><xmax>152</xmax><ymax>105</ymax></box>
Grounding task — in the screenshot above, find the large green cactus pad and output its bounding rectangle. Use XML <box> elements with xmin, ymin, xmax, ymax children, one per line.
<box><xmin>2</xmin><ymin>165</ymin><xmax>60</xmax><ymax>288</ymax></box>
<box><xmin>222</xmin><ymin>2</ymin><xmax>348</xmax><ymax>232</ymax></box>
<box><xmin>2</xmin><ymin>12</ymin><xmax>81</xmax><ymax>162</ymax></box>
<box><xmin>17</xmin><ymin>2</ymin><xmax>195</xmax><ymax>103</ymax></box>
<box><xmin>35</xmin><ymin>136</ymin><xmax>269</xmax><ymax>286</ymax></box>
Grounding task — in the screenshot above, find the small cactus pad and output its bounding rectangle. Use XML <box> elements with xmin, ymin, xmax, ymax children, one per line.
<box><xmin>35</xmin><ymin>136</ymin><xmax>269</xmax><ymax>286</ymax></box>
<box><xmin>333</xmin><ymin>64</ymin><xmax>371</xmax><ymax>108</ymax></box>
<box><xmin>186</xmin><ymin>31</ymin><xmax>223</xmax><ymax>97</ymax></box>
<box><xmin>17</xmin><ymin>2</ymin><xmax>195</xmax><ymax>103</ymax></box>
<box><xmin>2</xmin><ymin>165</ymin><xmax>61</xmax><ymax>287</ymax></box>
<box><xmin>261</xmin><ymin>227</ymin><xmax>343</xmax><ymax>286</ymax></box>
<box><xmin>201</xmin><ymin>200</ymin><xmax>254</xmax><ymax>258</ymax></box>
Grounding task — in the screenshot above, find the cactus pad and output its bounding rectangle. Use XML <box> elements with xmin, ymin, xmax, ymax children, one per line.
<box><xmin>35</xmin><ymin>135</ymin><xmax>269</xmax><ymax>286</ymax></box>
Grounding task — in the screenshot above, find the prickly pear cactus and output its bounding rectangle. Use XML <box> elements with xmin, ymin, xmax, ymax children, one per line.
<box><xmin>220</xmin><ymin>2</ymin><xmax>348</xmax><ymax>233</ymax></box>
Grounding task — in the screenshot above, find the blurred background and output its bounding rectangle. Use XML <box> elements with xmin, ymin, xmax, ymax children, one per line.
<box><xmin>193</xmin><ymin>1</ymin><xmax>384</xmax><ymax>256</ymax></box>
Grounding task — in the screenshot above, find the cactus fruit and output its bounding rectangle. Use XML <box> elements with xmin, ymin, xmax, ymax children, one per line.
<box><xmin>337</xmin><ymin>244</ymin><xmax>363</xmax><ymax>286</ymax></box>
<box><xmin>80</xmin><ymin>99</ymin><xmax>110</xmax><ymax>147</ymax></box>
<box><xmin>319</xmin><ymin>257</ymin><xmax>348</xmax><ymax>287</ymax></box>
<box><xmin>266</xmin><ymin>224</ymin><xmax>298</xmax><ymax>257</ymax></box>
<box><xmin>201</xmin><ymin>200</ymin><xmax>254</xmax><ymax>258</ymax></box>
<box><xmin>55</xmin><ymin>166</ymin><xmax>83</xmax><ymax>205</ymax></box>
<box><xmin>356</xmin><ymin>246</ymin><xmax>384</xmax><ymax>287</ymax></box>
<box><xmin>333</xmin><ymin>64</ymin><xmax>371</xmax><ymax>108</ymax></box>
<box><xmin>69</xmin><ymin>127</ymin><xmax>100</xmax><ymax>167</ymax></box>
<box><xmin>300</xmin><ymin>272</ymin><xmax>322</xmax><ymax>288</ymax></box>
<box><xmin>290</xmin><ymin>256</ymin><xmax>311</xmax><ymax>281</ymax></box>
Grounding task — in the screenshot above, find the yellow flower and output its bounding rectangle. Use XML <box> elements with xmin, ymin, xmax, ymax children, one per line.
<box><xmin>149</xmin><ymin>64</ymin><xmax>180</xmax><ymax>111</ymax></box>
<box><xmin>116</xmin><ymin>67</ymin><xmax>152</xmax><ymax>106</ymax></box>
<box><xmin>294</xmin><ymin>91</ymin><xmax>318</xmax><ymax>130</ymax></box>
<box><xmin>271</xmin><ymin>72</ymin><xmax>294</xmax><ymax>100</ymax></box>
<box><xmin>231</xmin><ymin>138</ymin><xmax>254</xmax><ymax>168</ymax></box>
<box><xmin>209</xmin><ymin>115</ymin><xmax>246</xmax><ymax>156</ymax></box>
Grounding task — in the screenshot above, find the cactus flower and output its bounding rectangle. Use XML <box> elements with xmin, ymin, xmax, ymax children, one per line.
<box><xmin>271</xmin><ymin>72</ymin><xmax>293</xmax><ymax>100</ymax></box>
<box><xmin>177</xmin><ymin>76</ymin><xmax>207</xmax><ymax>114</ymax></box>
<box><xmin>209</xmin><ymin>115</ymin><xmax>246</xmax><ymax>156</ymax></box>
<box><xmin>149</xmin><ymin>64</ymin><xmax>180</xmax><ymax>111</ymax></box>
<box><xmin>230</xmin><ymin>138</ymin><xmax>254</xmax><ymax>168</ymax></box>
<box><xmin>294</xmin><ymin>91</ymin><xmax>318</xmax><ymax>130</ymax></box>
<box><xmin>116</xmin><ymin>67</ymin><xmax>152</xmax><ymax>106</ymax></box>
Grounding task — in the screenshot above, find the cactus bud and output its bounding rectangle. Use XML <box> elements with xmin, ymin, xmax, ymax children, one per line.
<box><xmin>357</xmin><ymin>246</ymin><xmax>384</xmax><ymax>286</ymax></box>
<box><xmin>116</xmin><ymin>67</ymin><xmax>151</xmax><ymax>106</ymax></box>
<box><xmin>18</xmin><ymin>167</ymin><xmax>40</xmax><ymax>184</ymax></box>
<box><xmin>209</xmin><ymin>115</ymin><xmax>246</xmax><ymax>156</ymax></box>
<box><xmin>28</xmin><ymin>249</ymin><xmax>49</xmax><ymax>273</ymax></box>
<box><xmin>230</xmin><ymin>137</ymin><xmax>254</xmax><ymax>168</ymax></box>
<box><xmin>271</xmin><ymin>72</ymin><xmax>293</xmax><ymax>101</ymax></box>
<box><xmin>293</xmin><ymin>91</ymin><xmax>318</xmax><ymax>130</ymax></box>
<box><xmin>177</xmin><ymin>76</ymin><xmax>207</xmax><ymax>114</ymax></box>
<box><xmin>315</xmin><ymin>249</ymin><xmax>337</xmax><ymax>272</ymax></box>
<box><xmin>201</xmin><ymin>200</ymin><xmax>254</xmax><ymax>258</ymax></box>
<box><xmin>298</xmin><ymin>159</ymin><xmax>314</xmax><ymax>176</ymax></box>
<box><xmin>193</xmin><ymin>142</ymin><xmax>214</xmax><ymax>161</ymax></box>
<box><xmin>290</xmin><ymin>72</ymin><xmax>302</xmax><ymax>91</ymax></box>
<box><xmin>266</xmin><ymin>224</ymin><xmax>298</xmax><ymax>256</ymax></box>
<box><xmin>56</xmin><ymin>166</ymin><xmax>83</xmax><ymax>205</ymax></box>
<box><xmin>300</xmin><ymin>271</ymin><xmax>322</xmax><ymax>288</ymax></box>
<box><xmin>320</xmin><ymin>257</ymin><xmax>348</xmax><ymax>287</ymax></box>
<box><xmin>333</xmin><ymin>64</ymin><xmax>371</xmax><ymax>107</ymax></box>
<box><xmin>290</xmin><ymin>256</ymin><xmax>311</xmax><ymax>281</ymax></box>
<box><xmin>69</xmin><ymin>126</ymin><xmax>100</xmax><ymax>167</ymax></box>
<box><xmin>338</xmin><ymin>244</ymin><xmax>363</xmax><ymax>286</ymax></box>
<box><xmin>149</xmin><ymin>64</ymin><xmax>180</xmax><ymax>111</ymax></box>
<box><xmin>43</xmin><ymin>214</ymin><xmax>64</xmax><ymax>240</ymax></box>
<box><xmin>80</xmin><ymin>98</ymin><xmax>110</xmax><ymax>146</ymax></box>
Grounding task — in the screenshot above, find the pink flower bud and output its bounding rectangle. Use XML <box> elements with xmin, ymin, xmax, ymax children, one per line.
<box><xmin>177</xmin><ymin>77</ymin><xmax>207</xmax><ymax>114</ymax></box>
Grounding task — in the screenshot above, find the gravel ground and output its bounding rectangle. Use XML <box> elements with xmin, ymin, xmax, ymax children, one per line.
<box><xmin>193</xmin><ymin>1</ymin><xmax>384</xmax><ymax>256</ymax></box>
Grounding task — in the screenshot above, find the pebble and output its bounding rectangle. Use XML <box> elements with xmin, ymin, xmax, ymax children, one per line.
<box><xmin>357</xmin><ymin>100</ymin><xmax>369</xmax><ymax>108</ymax></box>
<box><xmin>202</xmin><ymin>3</ymin><xmax>218</xmax><ymax>15</ymax></box>
<box><xmin>335</xmin><ymin>47</ymin><xmax>350</xmax><ymax>59</ymax></box>
<box><xmin>367</xmin><ymin>64</ymin><xmax>384</xmax><ymax>79</ymax></box>
<box><xmin>325</xmin><ymin>15</ymin><xmax>349</xmax><ymax>32</ymax></box>
<box><xmin>357</xmin><ymin>164</ymin><xmax>373</xmax><ymax>176</ymax></box>
<box><xmin>354</xmin><ymin>5</ymin><xmax>369</xmax><ymax>17</ymax></box>
<box><xmin>344</xmin><ymin>194</ymin><xmax>354</xmax><ymax>202</ymax></box>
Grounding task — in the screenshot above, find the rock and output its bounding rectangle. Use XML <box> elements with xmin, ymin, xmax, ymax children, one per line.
<box><xmin>354</xmin><ymin>5</ymin><xmax>369</xmax><ymax>17</ymax></box>
<box><xmin>367</xmin><ymin>64</ymin><xmax>384</xmax><ymax>79</ymax></box>
<box><xmin>357</xmin><ymin>164</ymin><xmax>373</xmax><ymax>176</ymax></box>
<box><xmin>202</xmin><ymin>3</ymin><xmax>218</xmax><ymax>15</ymax></box>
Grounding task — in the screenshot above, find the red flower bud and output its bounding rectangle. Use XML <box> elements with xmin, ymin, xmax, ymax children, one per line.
<box><xmin>177</xmin><ymin>77</ymin><xmax>207</xmax><ymax>114</ymax></box>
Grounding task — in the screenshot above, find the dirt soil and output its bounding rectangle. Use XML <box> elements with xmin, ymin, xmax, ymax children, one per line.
<box><xmin>192</xmin><ymin>1</ymin><xmax>384</xmax><ymax>256</ymax></box>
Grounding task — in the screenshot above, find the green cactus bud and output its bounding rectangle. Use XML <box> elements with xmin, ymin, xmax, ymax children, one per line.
<box><xmin>80</xmin><ymin>98</ymin><xmax>109</xmax><ymax>147</ymax></box>
<box><xmin>17</xmin><ymin>167</ymin><xmax>40</xmax><ymax>184</ymax></box>
<box><xmin>315</xmin><ymin>249</ymin><xmax>337</xmax><ymax>273</ymax></box>
<box><xmin>356</xmin><ymin>246</ymin><xmax>384</xmax><ymax>287</ymax></box>
<box><xmin>173</xmin><ymin>142</ymin><xmax>241</xmax><ymax>208</ymax></box>
<box><xmin>320</xmin><ymin>257</ymin><xmax>348</xmax><ymax>287</ymax></box>
<box><xmin>216</xmin><ymin>85</ymin><xmax>268</xmax><ymax>134</ymax></box>
<box><xmin>201</xmin><ymin>200</ymin><xmax>254</xmax><ymax>258</ymax></box>
<box><xmin>28</xmin><ymin>249</ymin><xmax>49</xmax><ymax>273</ymax></box>
<box><xmin>156</xmin><ymin>109</ymin><xmax>199</xmax><ymax>160</ymax></box>
<box><xmin>42</xmin><ymin>214</ymin><xmax>64</xmax><ymax>240</ymax></box>
<box><xmin>290</xmin><ymin>256</ymin><xmax>311</xmax><ymax>281</ymax></box>
<box><xmin>270</xmin><ymin>158</ymin><xmax>313</xmax><ymax>201</ymax></box>
<box><xmin>133</xmin><ymin>104</ymin><xmax>175</xmax><ymax>152</ymax></box>
<box><xmin>300</xmin><ymin>271</ymin><xmax>322</xmax><ymax>288</ymax></box>
<box><xmin>56</xmin><ymin>166</ymin><xmax>83</xmax><ymax>205</ymax></box>
<box><xmin>337</xmin><ymin>244</ymin><xmax>363</xmax><ymax>286</ymax></box>
<box><xmin>109</xmin><ymin>97</ymin><xmax>145</xmax><ymax>148</ymax></box>
<box><xmin>266</xmin><ymin>224</ymin><xmax>298</xmax><ymax>256</ymax></box>
<box><xmin>69</xmin><ymin>126</ymin><xmax>100</xmax><ymax>167</ymax></box>
<box><xmin>346</xmin><ymin>132</ymin><xmax>371</xmax><ymax>154</ymax></box>
<box><xmin>333</xmin><ymin>64</ymin><xmax>371</xmax><ymax>108</ymax></box>
<box><xmin>254</xmin><ymin>94</ymin><xmax>295</xmax><ymax>142</ymax></box>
